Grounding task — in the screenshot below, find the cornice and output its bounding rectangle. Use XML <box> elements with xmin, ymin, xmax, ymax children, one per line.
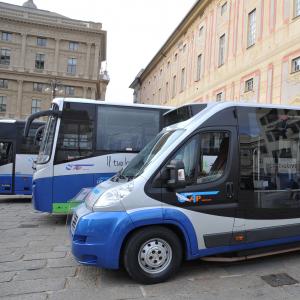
<box><xmin>0</xmin><ymin>14</ymin><xmax>106</xmax><ymax>36</ymax></box>
<box><xmin>135</xmin><ymin>0</ymin><xmax>209</xmax><ymax>83</ymax></box>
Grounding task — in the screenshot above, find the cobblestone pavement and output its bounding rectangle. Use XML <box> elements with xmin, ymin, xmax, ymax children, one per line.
<box><xmin>2</xmin><ymin>198</ymin><xmax>300</xmax><ymax>299</ymax></box>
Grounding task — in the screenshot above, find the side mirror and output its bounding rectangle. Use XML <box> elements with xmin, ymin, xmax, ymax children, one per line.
<box><xmin>166</xmin><ymin>159</ymin><xmax>186</xmax><ymax>189</ymax></box>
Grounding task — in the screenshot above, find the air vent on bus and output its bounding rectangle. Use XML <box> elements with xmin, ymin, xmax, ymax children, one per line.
<box><xmin>163</xmin><ymin>104</ymin><xmax>207</xmax><ymax>127</ymax></box>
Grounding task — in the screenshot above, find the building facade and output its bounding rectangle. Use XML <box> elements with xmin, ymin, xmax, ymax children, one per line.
<box><xmin>0</xmin><ymin>0</ymin><xmax>108</xmax><ymax>120</ymax></box>
<box><xmin>130</xmin><ymin>0</ymin><xmax>300</xmax><ymax>107</ymax></box>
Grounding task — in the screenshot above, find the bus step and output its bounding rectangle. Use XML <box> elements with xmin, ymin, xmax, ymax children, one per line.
<box><xmin>201</xmin><ymin>244</ymin><xmax>300</xmax><ymax>262</ymax></box>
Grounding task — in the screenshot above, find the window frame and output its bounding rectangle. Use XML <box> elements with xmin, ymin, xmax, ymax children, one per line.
<box><xmin>161</xmin><ymin>130</ymin><xmax>232</xmax><ymax>187</ymax></box>
<box><xmin>0</xmin><ymin>79</ymin><xmax>8</xmax><ymax>89</ymax></box>
<box><xmin>172</xmin><ymin>75</ymin><xmax>177</xmax><ymax>98</ymax></box>
<box><xmin>31</xmin><ymin>99</ymin><xmax>42</xmax><ymax>114</ymax></box>
<box><xmin>33</xmin><ymin>82</ymin><xmax>44</xmax><ymax>92</ymax></box>
<box><xmin>216</xmin><ymin>92</ymin><xmax>223</xmax><ymax>102</ymax></box>
<box><xmin>247</xmin><ymin>9</ymin><xmax>256</xmax><ymax>48</ymax></box>
<box><xmin>180</xmin><ymin>67</ymin><xmax>186</xmax><ymax>92</ymax></box>
<box><xmin>95</xmin><ymin>105</ymin><xmax>162</xmax><ymax>153</ymax></box>
<box><xmin>67</xmin><ymin>58</ymin><xmax>77</xmax><ymax>75</ymax></box>
<box><xmin>218</xmin><ymin>34</ymin><xmax>226</xmax><ymax>67</ymax></box>
<box><xmin>295</xmin><ymin>0</ymin><xmax>300</xmax><ymax>17</ymax></box>
<box><xmin>37</xmin><ymin>37</ymin><xmax>47</xmax><ymax>47</ymax></box>
<box><xmin>35</xmin><ymin>53</ymin><xmax>45</xmax><ymax>70</ymax></box>
<box><xmin>221</xmin><ymin>2</ymin><xmax>227</xmax><ymax>16</ymax></box>
<box><xmin>0</xmin><ymin>48</ymin><xmax>11</xmax><ymax>65</ymax></box>
<box><xmin>245</xmin><ymin>78</ymin><xmax>254</xmax><ymax>92</ymax></box>
<box><xmin>0</xmin><ymin>95</ymin><xmax>7</xmax><ymax>112</ymax></box>
<box><xmin>199</xmin><ymin>26</ymin><xmax>204</xmax><ymax>38</ymax></box>
<box><xmin>291</xmin><ymin>56</ymin><xmax>300</xmax><ymax>73</ymax></box>
<box><xmin>196</xmin><ymin>54</ymin><xmax>202</xmax><ymax>81</ymax></box>
<box><xmin>69</xmin><ymin>41</ymin><xmax>79</xmax><ymax>51</ymax></box>
<box><xmin>65</xmin><ymin>86</ymin><xmax>75</xmax><ymax>96</ymax></box>
<box><xmin>1</xmin><ymin>32</ymin><xmax>12</xmax><ymax>42</ymax></box>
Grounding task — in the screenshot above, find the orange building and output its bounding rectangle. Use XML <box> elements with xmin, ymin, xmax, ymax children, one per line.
<box><xmin>130</xmin><ymin>0</ymin><xmax>300</xmax><ymax>107</ymax></box>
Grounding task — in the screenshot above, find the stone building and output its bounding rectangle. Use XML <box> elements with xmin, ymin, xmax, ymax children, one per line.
<box><xmin>130</xmin><ymin>0</ymin><xmax>300</xmax><ymax>107</ymax></box>
<box><xmin>0</xmin><ymin>0</ymin><xmax>108</xmax><ymax>120</ymax></box>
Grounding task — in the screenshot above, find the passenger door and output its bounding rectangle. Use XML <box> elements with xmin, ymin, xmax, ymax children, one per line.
<box><xmin>237</xmin><ymin>107</ymin><xmax>300</xmax><ymax>245</ymax></box>
<box><xmin>161</xmin><ymin>127</ymin><xmax>239</xmax><ymax>250</ymax></box>
<box><xmin>0</xmin><ymin>141</ymin><xmax>14</xmax><ymax>194</ymax></box>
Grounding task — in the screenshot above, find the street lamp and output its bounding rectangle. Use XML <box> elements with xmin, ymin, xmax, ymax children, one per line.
<box><xmin>45</xmin><ymin>78</ymin><xmax>64</xmax><ymax>99</ymax></box>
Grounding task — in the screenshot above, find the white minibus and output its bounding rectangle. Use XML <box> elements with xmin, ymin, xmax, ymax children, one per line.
<box><xmin>71</xmin><ymin>102</ymin><xmax>300</xmax><ymax>283</ymax></box>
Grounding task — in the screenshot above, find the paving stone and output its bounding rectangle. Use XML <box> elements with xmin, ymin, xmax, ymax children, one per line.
<box><xmin>0</xmin><ymin>240</ymin><xmax>29</xmax><ymax>249</ymax></box>
<box><xmin>66</xmin><ymin>266</ymin><xmax>101</xmax><ymax>289</ymax></box>
<box><xmin>4</xmin><ymin>293</ymin><xmax>47</xmax><ymax>300</ymax></box>
<box><xmin>0</xmin><ymin>252</ymin><xmax>23</xmax><ymax>263</ymax></box>
<box><xmin>23</xmin><ymin>251</ymin><xmax>66</xmax><ymax>261</ymax></box>
<box><xmin>0</xmin><ymin>271</ymin><xmax>15</xmax><ymax>283</ymax></box>
<box><xmin>52</xmin><ymin>245</ymin><xmax>70</xmax><ymax>252</ymax></box>
<box><xmin>48</xmin><ymin>286</ymin><xmax>142</xmax><ymax>300</ymax></box>
<box><xmin>0</xmin><ymin>259</ymin><xmax>46</xmax><ymax>272</ymax></box>
<box><xmin>15</xmin><ymin>266</ymin><xmax>77</xmax><ymax>281</ymax></box>
<box><xmin>47</xmin><ymin>256</ymin><xmax>78</xmax><ymax>268</ymax></box>
<box><xmin>0</xmin><ymin>278</ymin><xmax>66</xmax><ymax>297</ymax></box>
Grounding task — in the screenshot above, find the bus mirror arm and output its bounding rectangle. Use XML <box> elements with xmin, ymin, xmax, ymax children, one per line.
<box><xmin>166</xmin><ymin>160</ymin><xmax>186</xmax><ymax>189</ymax></box>
<box><xmin>34</xmin><ymin>125</ymin><xmax>45</xmax><ymax>145</ymax></box>
<box><xmin>24</xmin><ymin>110</ymin><xmax>62</xmax><ymax>137</ymax></box>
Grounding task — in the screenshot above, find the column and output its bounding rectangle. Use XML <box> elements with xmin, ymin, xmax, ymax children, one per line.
<box><xmin>85</xmin><ymin>43</ymin><xmax>91</xmax><ymax>78</ymax></box>
<box><xmin>20</xmin><ymin>34</ymin><xmax>27</xmax><ymax>70</ymax></box>
<box><xmin>83</xmin><ymin>86</ymin><xmax>87</xmax><ymax>98</ymax></box>
<box><xmin>91</xmin><ymin>88</ymin><xmax>96</xmax><ymax>100</ymax></box>
<box><xmin>93</xmin><ymin>43</ymin><xmax>100</xmax><ymax>79</ymax></box>
<box><xmin>16</xmin><ymin>80</ymin><xmax>23</xmax><ymax>118</ymax></box>
<box><xmin>54</xmin><ymin>39</ymin><xmax>60</xmax><ymax>74</ymax></box>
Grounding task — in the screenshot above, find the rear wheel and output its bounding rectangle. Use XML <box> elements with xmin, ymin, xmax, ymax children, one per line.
<box><xmin>123</xmin><ymin>226</ymin><xmax>182</xmax><ymax>284</ymax></box>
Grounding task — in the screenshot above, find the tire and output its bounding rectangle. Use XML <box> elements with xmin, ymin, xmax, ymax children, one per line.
<box><xmin>123</xmin><ymin>226</ymin><xmax>183</xmax><ymax>284</ymax></box>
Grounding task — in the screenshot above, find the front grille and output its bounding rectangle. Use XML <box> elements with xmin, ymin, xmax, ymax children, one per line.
<box><xmin>71</xmin><ymin>213</ymin><xmax>79</xmax><ymax>234</ymax></box>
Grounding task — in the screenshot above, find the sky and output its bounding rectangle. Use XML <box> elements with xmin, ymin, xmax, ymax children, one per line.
<box><xmin>4</xmin><ymin>0</ymin><xmax>196</xmax><ymax>103</ymax></box>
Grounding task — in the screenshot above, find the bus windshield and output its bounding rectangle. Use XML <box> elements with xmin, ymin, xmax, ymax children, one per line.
<box><xmin>118</xmin><ymin>129</ymin><xmax>184</xmax><ymax>180</ymax></box>
<box><xmin>36</xmin><ymin>115</ymin><xmax>57</xmax><ymax>164</ymax></box>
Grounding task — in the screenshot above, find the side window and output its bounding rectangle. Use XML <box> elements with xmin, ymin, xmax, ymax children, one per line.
<box><xmin>96</xmin><ymin>106</ymin><xmax>160</xmax><ymax>152</ymax></box>
<box><xmin>171</xmin><ymin>135</ymin><xmax>199</xmax><ymax>184</ymax></box>
<box><xmin>197</xmin><ymin>132</ymin><xmax>229</xmax><ymax>183</ymax></box>
<box><xmin>238</xmin><ymin>107</ymin><xmax>300</xmax><ymax>209</ymax></box>
<box><xmin>0</xmin><ymin>142</ymin><xmax>12</xmax><ymax>166</ymax></box>
<box><xmin>55</xmin><ymin>103</ymin><xmax>94</xmax><ymax>164</ymax></box>
<box><xmin>17</xmin><ymin>126</ymin><xmax>40</xmax><ymax>154</ymax></box>
<box><xmin>167</xmin><ymin>132</ymin><xmax>229</xmax><ymax>186</ymax></box>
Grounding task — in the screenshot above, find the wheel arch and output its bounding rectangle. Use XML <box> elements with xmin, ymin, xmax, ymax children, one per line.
<box><xmin>119</xmin><ymin>222</ymin><xmax>192</xmax><ymax>267</ymax></box>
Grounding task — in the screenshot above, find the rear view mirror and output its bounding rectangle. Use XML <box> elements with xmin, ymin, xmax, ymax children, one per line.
<box><xmin>166</xmin><ymin>160</ymin><xmax>186</xmax><ymax>189</ymax></box>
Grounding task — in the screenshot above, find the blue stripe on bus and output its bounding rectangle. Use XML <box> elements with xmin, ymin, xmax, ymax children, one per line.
<box><xmin>33</xmin><ymin>173</ymin><xmax>116</xmax><ymax>212</ymax></box>
<box><xmin>0</xmin><ymin>174</ymin><xmax>33</xmax><ymax>194</ymax></box>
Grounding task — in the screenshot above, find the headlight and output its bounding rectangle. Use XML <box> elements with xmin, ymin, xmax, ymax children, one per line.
<box><xmin>93</xmin><ymin>182</ymin><xmax>134</xmax><ymax>210</ymax></box>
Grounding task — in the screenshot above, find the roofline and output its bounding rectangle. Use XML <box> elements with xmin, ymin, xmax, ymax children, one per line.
<box><xmin>0</xmin><ymin>2</ymin><xmax>105</xmax><ymax>35</ymax></box>
<box><xmin>130</xmin><ymin>0</ymin><xmax>209</xmax><ymax>88</ymax></box>
<box><xmin>52</xmin><ymin>98</ymin><xmax>174</xmax><ymax>110</ymax></box>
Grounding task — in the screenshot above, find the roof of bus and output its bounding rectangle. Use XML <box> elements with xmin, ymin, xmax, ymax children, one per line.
<box><xmin>52</xmin><ymin>98</ymin><xmax>174</xmax><ymax>110</ymax></box>
<box><xmin>167</xmin><ymin>101</ymin><xmax>300</xmax><ymax>130</ymax></box>
<box><xmin>0</xmin><ymin>119</ymin><xmax>17</xmax><ymax>123</ymax></box>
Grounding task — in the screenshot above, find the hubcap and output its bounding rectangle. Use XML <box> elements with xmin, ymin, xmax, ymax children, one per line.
<box><xmin>138</xmin><ymin>238</ymin><xmax>172</xmax><ymax>274</ymax></box>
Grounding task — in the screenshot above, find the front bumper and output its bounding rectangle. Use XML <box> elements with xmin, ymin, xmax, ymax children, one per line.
<box><xmin>71</xmin><ymin>205</ymin><xmax>134</xmax><ymax>269</ymax></box>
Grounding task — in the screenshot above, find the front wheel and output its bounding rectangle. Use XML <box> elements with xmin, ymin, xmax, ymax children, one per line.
<box><xmin>123</xmin><ymin>226</ymin><xmax>182</xmax><ymax>284</ymax></box>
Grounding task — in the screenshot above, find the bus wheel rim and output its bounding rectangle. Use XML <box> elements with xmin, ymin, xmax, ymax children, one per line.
<box><xmin>138</xmin><ymin>238</ymin><xmax>172</xmax><ymax>274</ymax></box>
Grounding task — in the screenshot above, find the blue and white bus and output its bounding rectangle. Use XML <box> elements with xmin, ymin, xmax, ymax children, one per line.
<box><xmin>0</xmin><ymin>120</ymin><xmax>43</xmax><ymax>196</ymax></box>
<box><xmin>24</xmin><ymin>98</ymin><xmax>171</xmax><ymax>213</ymax></box>
<box><xmin>71</xmin><ymin>102</ymin><xmax>300</xmax><ymax>284</ymax></box>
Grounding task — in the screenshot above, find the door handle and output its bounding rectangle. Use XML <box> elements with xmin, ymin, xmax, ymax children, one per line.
<box><xmin>226</xmin><ymin>182</ymin><xmax>234</xmax><ymax>199</ymax></box>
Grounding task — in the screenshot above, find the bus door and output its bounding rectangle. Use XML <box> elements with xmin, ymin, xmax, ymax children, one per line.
<box><xmin>237</xmin><ymin>107</ymin><xmax>300</xmax><ymax>247</ymax></box>
<box><xmin>0</xmin><ymin>141</ymin><xmax>15</xmax><ymax>194</ymax></box>
<box><xmin>159</xmin><ymin>127</ymin><xmax>239</xmax><ymax>251</ymax></box>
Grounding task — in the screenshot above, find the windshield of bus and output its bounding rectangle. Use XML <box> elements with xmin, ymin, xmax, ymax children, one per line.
<box><xmin>36</xmin><ymin>115</ymin><xmax>57</xmax><ymax>164</ymax></box>
<box><xmin>115</xmin><ymin>129</ymin><xmax>184</xmax><ymax>180</ymax></box>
